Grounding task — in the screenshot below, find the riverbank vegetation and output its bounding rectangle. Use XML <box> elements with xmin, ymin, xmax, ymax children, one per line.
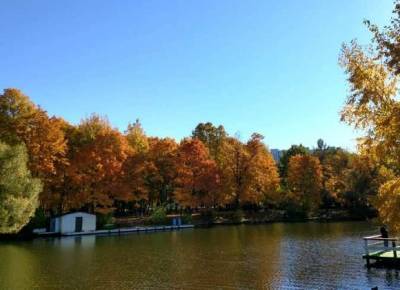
<box><xmin>0</xmin><ymin>88</ymin><xmax>378</xmax><ymax>234</ymax></box>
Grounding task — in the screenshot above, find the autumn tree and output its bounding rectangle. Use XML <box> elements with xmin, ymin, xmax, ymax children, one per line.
<box><xmin>242</xmin><ymin>134</ymin><xmax>280</xmax><ymax>205</ymax></box>
<box><xmin>0</xmin><ymin>142</ymin><xmax>42</xmax><ymax>233</ymax></box>
<box><xmin>287</xmin><ymin>155</ymin><xmax>323</xmax><ymax>214</ymax></box>
<box><xmin>0</xmin><ymin>88</ymin><xmax>67</xmax><ymax>178</ymax></box>
<box><xmin>120</xmin><ymin>152</ymin><xmax>149</xmax><ymax>213</ymax></box>
<box><xmin>174</xmin><ymin>139</ymin><xmax>220</xmax><ymax>208</ymax></box>
<box><xmin>340</xmin><ymin>0</ymin><xmax>400</xmax><ymax>231</ymax></box>
<box><xmin>117</xmin><ymin>119</ymin><xmax>150</xmax><ymax>213</ymax></box>
<box><xmin>341</xmin><ymin>155</ymin><xmax>379</xmax><ymax>212</ymax></box>
<box><xmin>279</xmin><ymin>144</ymin><xmax>309</xmax><ymax>178</ymax></box>
<box><xmin>319</xmin><ymin>152</ymin><xmax>379</xmax><ymax>216</ymax></box>
<box><xmin>219</xmin><ymin>137</ymin><xmax>247</xmax><ymax>206</ymax></box>
<box><xmin>66</xmin><ymin>115</ymin><xmax>132</xmax><ymax>214</ymax></box>
<box><xmin>142</xmin><ymin>137</ymin><xmax>178</xmax><ymax>205</ymax></box>
<box><xmin>38</xmin><ymin>118</ymin><xmax>74</xmax><ymax>214</ymax></box>
<box><xmin>309</xmin><ymin>140</ymin><xmax>373</xmax><ymax>211</ymax></box>
<box><xmin>311</xmin><ymin>142</ymin><xmax>352</xmax><ymax>208</ymax></box>
<box><xmin>0</xmin><ymin>88</ymin><xmax>38</xmax><ymax>144</ymax></box>
<box><xmin>221</xmin><ymin>134</ymin><xmax>280</xmax><ymax>207</ymax></box>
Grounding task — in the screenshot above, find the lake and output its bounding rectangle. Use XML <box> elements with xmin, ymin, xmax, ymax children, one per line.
<box><xmin>0</xmin><ymin>222</ymin><xmax>399</xmax><ymax>289</ymax></box>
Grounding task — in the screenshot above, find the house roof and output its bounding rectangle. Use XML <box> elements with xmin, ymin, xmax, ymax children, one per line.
<box><xmin>52</xmin><ymin>211</ymin><xmax>96</xmax><ymax>218</ymax></box>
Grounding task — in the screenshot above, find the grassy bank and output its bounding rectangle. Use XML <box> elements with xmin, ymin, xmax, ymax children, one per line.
<box><xmin>114</xmin><ymin>208</ymin><xmax>377</xmax><ymax>228</ymax></box>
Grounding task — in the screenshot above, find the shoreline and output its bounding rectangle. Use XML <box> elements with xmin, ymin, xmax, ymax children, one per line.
<box><xmin>0</xmin><ymin>209</ymin><xmax>376</xmax><ymax>241</ymax></box>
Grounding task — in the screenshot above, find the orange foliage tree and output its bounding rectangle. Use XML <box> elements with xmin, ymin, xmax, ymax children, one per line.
<box><xmin>119</xmin><ymin>137</ymin><xmax>179</xmax><ymax>213</ymax></box>
<box><xmin>144</xmin><ymin>138</ymin><xmax>178</xmax><ymax>205</ymax></box>
<box><xmin>174</xmin><ymin>139</ymin><xmax>220</xmax><ymax>208</ymax></box>
<box><xmin>66</xmin><ymin>115</ymin><xmax>132</xmax><ymax>214</ymax></box>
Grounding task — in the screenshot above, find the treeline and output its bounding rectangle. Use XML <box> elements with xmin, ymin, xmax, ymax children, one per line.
<box><xmin>0</xmin><ymin>89</ymin><xmax>379</xmax><ymax>233</ymax></box>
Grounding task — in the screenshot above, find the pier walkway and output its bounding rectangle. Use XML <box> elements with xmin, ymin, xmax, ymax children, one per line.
<box><xmin>363</xmin><ymin>235</ymin><xmax>400</xmax><ymax>268</ymax></box>
<box><xmin>38</xmin><ymin>224</ymin><xmax>194</xmax><ymax>237</ymax></box>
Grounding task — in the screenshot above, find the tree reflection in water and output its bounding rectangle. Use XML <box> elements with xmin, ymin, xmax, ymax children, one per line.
<box><xmin>0</xmin><ymin>222</ymin><xmax>399</xmax><ymax>289</ymax></box>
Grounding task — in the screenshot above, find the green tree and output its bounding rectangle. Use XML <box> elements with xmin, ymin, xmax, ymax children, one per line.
<box><xmin>0</xmin><ymin>89</ymin><xmax>68</xmax><ymax>215</ymax></box>
<box><xmin>317</xmin><ymin>138</ymin><xmax>327</xmax><ymax>151</ymax></box>
<box><xmin>125</xmin><ymin>119</ymin><xmax>149</xmax><ymax>154</ymax></box>
<box><xmin>0</xmin><ymin>142</ymin><xmax>42</xmax><ymax>233</ymax></box>
<box><xmin>192</xmin><ymin>122</ymin><xmax>227</xmax><ymax>164</ymax></box>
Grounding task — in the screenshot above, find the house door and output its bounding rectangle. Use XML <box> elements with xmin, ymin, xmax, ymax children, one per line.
<box><xmin>75</xmin><ymin>217</ymin><xmax>83</xmax><ymax>232</ymax></box>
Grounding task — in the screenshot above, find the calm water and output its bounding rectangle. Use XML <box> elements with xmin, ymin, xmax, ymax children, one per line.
<box><xmin>0</xmin><ymin>222</ymin><xmax>399</xmax><ymax>289</ymax></box>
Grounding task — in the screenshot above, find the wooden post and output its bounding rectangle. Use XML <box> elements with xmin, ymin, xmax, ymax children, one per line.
<box><xmin>364</xmin><ymin>239</ymin><xmax>369</xmax><ymax>256</ymax></box>
<box><xmin>393</xmin><ymin>240</ymin><xmax>397</xmax><ymax>258</ymax></box>
<box><xmin>364</xmin><ymin>239</ymin><xmax>371</xmax><ymax>267</ymax></box>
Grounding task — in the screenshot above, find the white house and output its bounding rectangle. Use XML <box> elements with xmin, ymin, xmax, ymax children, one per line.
<box><xmin>50</xmin><ymin>212</ymin><xmax>96</xmax><ymax>234</ymax></box>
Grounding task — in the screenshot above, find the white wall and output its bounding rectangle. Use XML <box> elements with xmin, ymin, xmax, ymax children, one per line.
<box><xmin>59</xmin><ymin>212</ymin><xmax>96</xmax><ymax>234</ymax></box>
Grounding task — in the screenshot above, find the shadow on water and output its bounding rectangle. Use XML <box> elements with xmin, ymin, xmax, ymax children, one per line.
<box><xmin>0</xmin><ymin>222</ymin><xmax>399</xmax><ymax>289</ymax></box>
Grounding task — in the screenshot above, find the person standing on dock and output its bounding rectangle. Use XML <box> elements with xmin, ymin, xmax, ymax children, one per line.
<box><xmin>380</xmin><ymin>226</ymin><xmax>389</xmax><ymax>247</ymax></box>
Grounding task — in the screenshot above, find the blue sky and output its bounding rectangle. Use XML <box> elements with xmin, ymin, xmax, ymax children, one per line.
<box><xmin>0</xmin><ymin>0</ymin><xmax>393</xmax><ymax>150</ymax></box>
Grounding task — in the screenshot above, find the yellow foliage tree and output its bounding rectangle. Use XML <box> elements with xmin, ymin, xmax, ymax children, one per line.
<box><xmin>340</xmin><ymin>1</ymin><xmax>400</xmax><ymax>231</ymax></box>
<box><xmin>220</xmin><ymin>134</ymin><xmax>280</xmax><ymax>207</ymax></box>
<box><xmin>287</xmin><ymin>155</ymin><xmax>323</xmax><ymax>213</ymax></box>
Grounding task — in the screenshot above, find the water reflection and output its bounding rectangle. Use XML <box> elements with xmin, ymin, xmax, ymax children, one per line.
<box><xmin>46</xmin><ymin>235</ymin><xmax>96</xmax><ymax>248</ymax></box>
<box><xmin>0</xmin><ymin>222</ymin><xmax>399</xmax><ymax>289</ymax></box>
<box><xmin>0</xmin><ymin>244</ymin><xmax>37</xmax><ymax>289</ymax></box>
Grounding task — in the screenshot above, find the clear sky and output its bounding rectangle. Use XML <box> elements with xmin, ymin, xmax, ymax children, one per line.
<box><xmin>0</xmin><ymin>0</ymin><xmax>393</xmax><ymax>150</ymax></box>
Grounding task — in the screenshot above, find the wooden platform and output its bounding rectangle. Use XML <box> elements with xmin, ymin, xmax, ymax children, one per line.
<box><xmin>37</xmin><ymin>224</ymin><xmax>194</xmax><ymax>238</ymax></box>
<box><xmin>363</xmin><ymin>235</ymin><xmax>400</xmax><ymax>268</ymax></box>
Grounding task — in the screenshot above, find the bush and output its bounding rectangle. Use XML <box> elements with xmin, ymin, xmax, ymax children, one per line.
<box><xmin>97</xmin><ymin>213</ymin><xmax>114</xmax><ymax>229</ymax></box>
<box><xmin>150</xmin><ymin>207</ymin><xmax>168</xmax><ymax>225</ymax></box>
<box><xmin>284</xmin><ymin>201</ymin><xmax>307</xmax><ymax>220</ymax></box>
<box><xmin>29</xmin><ymin>208</ymin><xmax>48</xmax><ymax>229</ymax></box>
<box><xmin>232</xmin><ymin>209</ymin><xmax>244</xmax><ymax>223</ymax></box>
<box><xmin>199</xmin><ymin>209</ymin><xmax>215</xmax><ymax>225</ymax></box>
<box><xmin>182</xmin><ymin>212</ymin><xmax>193</xmax><ymax>224</ymax></box>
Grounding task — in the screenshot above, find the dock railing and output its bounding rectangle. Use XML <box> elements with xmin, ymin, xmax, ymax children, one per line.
<box><xmin>363</xmin><ymin>235</ymin><xmax>400</xmax><ymax>258</ymax></box>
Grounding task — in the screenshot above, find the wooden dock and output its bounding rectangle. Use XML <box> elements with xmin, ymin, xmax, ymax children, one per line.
<box><xmin>363</xmin><ymin>235</ymin><xmax>400</xmax><ymax>268</ymax></box>
<box><xmin>37</xmin><ymin>224</ymin><xmax>194</xmax><ymax>238</ymax></box>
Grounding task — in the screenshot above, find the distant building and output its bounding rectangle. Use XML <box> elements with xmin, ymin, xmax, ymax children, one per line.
<box><xmin>270</xmin><ymin>149</ymin><xmax>282</xmax><ymax>163</ymax></box>
<box><xmin>50</xmin><ymin>212</ymin><xmax>96</xmax><ymax>234</ymax></box>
